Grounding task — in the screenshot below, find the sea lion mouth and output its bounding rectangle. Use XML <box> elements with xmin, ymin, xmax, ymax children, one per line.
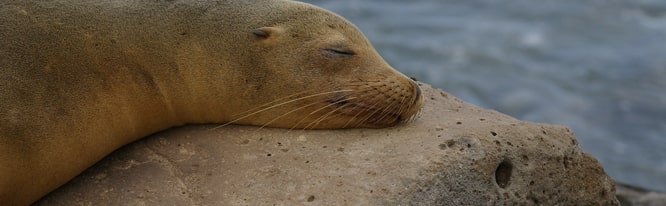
<box><xmin>411</xmin><ymin>80</ymin><xmax>422</xmax><ymax>106</ymax></box>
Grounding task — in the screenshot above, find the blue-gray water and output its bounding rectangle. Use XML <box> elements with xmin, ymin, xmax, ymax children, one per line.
<box><xmin>304</xmin><ymin>0</ymin><xmax>666</xmax><ymax>191</ymax></box>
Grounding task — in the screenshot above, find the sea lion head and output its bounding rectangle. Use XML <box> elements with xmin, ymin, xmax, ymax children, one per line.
<box><xmin>228</xmin><ymin>2</ymin><xmax>423</xmax><ymax>129</ymax></box>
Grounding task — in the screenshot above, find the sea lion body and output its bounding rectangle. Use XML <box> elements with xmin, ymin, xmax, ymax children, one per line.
<box><xmin>0</xmin><ymin>0</ymin><xmax>423</xmax><ymax>204</ymax></box>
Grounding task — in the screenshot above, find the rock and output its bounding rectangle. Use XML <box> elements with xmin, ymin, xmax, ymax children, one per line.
<box><xmin>35</xmin><ymin>84</ymin><xmax>619</xmax><ymax>205</ymax></box>
<box><xmin>616</xmin><ymin>182</ymin><xmax>666</xmax><ymax>206</ymax></box>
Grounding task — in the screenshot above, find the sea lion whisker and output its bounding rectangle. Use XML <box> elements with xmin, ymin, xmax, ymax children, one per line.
<box><xmin>306</xmin><ymin>85</ymin><xmax>375</xmax><ymax>129</ymax></box>
<box><xmin>259</xmin><ymin>96</ymin><xmax>344</xmax><ymax>131</ymax></box>
<box><xmin>294</xmin><ymin>86</ymin><xmax>379</xmax><ymax>129</ymax></box>
<box><xmin>406</xmin><ymin>102</ymin><xmax>424</xmax><ymax>122</ymax></box>
<box><xmin>378</xmin><ymin>94</ymin><xmax>408</xmax><ymax>123</ymax></box>
<box><xmin>238</xmin><ymin>93</ymin><xmax>306</xmax><ymax>117</ymax></box>
<box><xmin>352</xmin><ymin>94</ymin><xmax>402</xmax><ymax>127</ymax></box>
<box><xmin>372</xmin><ymin>83</ymin><xmax>420</xmax><ymax>125</ymax></box>
<box><xmin>301</xmin><ymin>90</ymin><xmax>377</xmax><ymax>130</ymax></box>
<box><xmin>227</xmin><ymin>87</ymin><xmax>329</xmax><ymax>119</ymax></box>
<box><xmin>341</xmin><ymin>99</ymin><xmax>369</xmax><ymax>128</ymax></box>
<box><xmin>349</xmin><ymin>95</ymin><xmax>397</xmax><ymax>127</ymax></box>
<box><xmin>330</xmin><ymin>88</ymin><xmax>386</xmax><ymax>128</ymax></box>
<box><xmin>402</xmin><ymin>89</ymin><xmax>424</xmax><ymax>123</ymax></box>
<box><xmin>349</xmin><ymin>79</ymin><xmax>385</xmax><ymax>83</ymax></box>
<box><xmin>285</xmin><ymin>92</ymin><xmax>361</xmax><ymax>133</ymax></box>
<box><xmin>209</xmin><ymin>89</ymin><xmax>355</xmax><ymax>130</ymax></box>
<box><xmin>342</xmin><ymin>103</ymin><xmax>373</xmax><ymax>128</ymax></box>
<box><xmin>343</xmin><ymin>91</ymin><xmax>384</xmax><ymax>128</ymax></box>
<box><xmin>341</xmin><ymin>90</ymin><xmax>387</xmax><ymax>128</ymax></box>
<box><xmin>303</xmin><ymin>98</ymin><xmax>359</xmax><ymax>130</ymax></box>
<box><xmin>393</xmin><ymin>90</ymin><xmax>412</xmax><ymax>122</ymax></box>
<box><xmin>289</xmin><ymin>96</ymin><xmax>361</xmax><ymax>130</ymax></box>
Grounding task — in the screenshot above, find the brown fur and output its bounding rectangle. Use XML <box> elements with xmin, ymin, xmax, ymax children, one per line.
<box><xmin>0</xmin><ymin>0</ymin><xmax>423</xmax><ymax>204</ymax></box>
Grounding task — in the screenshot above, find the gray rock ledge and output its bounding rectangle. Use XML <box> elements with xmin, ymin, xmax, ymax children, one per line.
<box><xmin>36</xmin><ymin>83</ymin><xmax>619</xmax><ymax>205</ymax></box>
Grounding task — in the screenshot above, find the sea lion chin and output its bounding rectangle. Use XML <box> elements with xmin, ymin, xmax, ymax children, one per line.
<box><xmin>0</xmin><ymin>0</ymin><xmax>423</xmax><ymax>204</ymax></box>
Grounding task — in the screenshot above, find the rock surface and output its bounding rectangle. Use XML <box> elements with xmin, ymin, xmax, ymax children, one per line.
<box><xmin>35</xmin><ymin>84</ymin><xmax>619</xmax><ymax>205</ymax></box>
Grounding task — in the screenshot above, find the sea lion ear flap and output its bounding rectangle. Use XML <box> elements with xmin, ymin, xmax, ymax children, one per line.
<box><xmin>252</xmin><ymin>27</ymin><xmax>283</xmax><ymax>40</ymax></box>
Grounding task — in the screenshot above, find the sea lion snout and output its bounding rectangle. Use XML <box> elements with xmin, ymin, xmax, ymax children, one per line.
<box><xmin>333</xmin><ymin>76</ymin><xmax>423</xmax><ymax>128</ymax></box>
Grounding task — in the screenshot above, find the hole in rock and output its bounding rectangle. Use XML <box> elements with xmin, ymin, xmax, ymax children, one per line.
<box><xmin>446</xmin><ymin>140</ymin><xmax>455</xmax><ymax>147</ymax></box>
<box><xmin>495</xmin><ymin>160</ymin><xmax>513</xmax><ymax>188</ymax></box>
<box><xmin>438</xmin><ymin>143</ymin><xmax>447</xmax><ymax>150</ymax></box>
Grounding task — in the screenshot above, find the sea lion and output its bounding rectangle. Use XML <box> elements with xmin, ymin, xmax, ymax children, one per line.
<box><xmin>0</xmin><ymin>0</ymin><xmax>423</xmax><ymax>204</ymax></box>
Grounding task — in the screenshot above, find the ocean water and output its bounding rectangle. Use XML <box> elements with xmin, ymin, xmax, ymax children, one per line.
<box><xmin>304</xmin><ymin>0</ymin><xmax>666</xmax><ymax>191</ymax></box>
